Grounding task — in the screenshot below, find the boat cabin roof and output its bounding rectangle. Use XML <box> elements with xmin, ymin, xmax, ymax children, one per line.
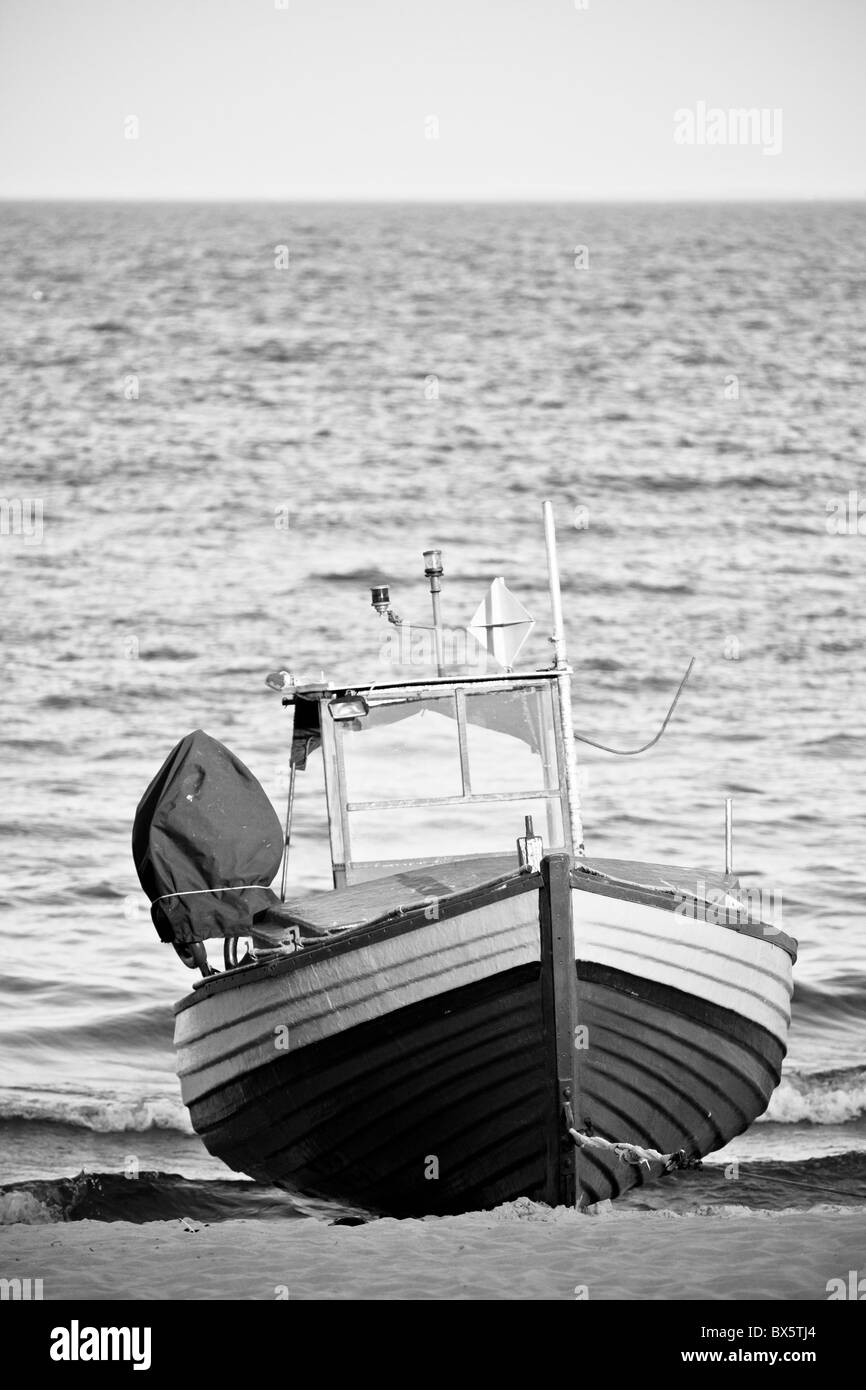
<box><xmin>283</xmin><ymin>665</ymin><xmax>565</xmax><ymax>704</ymax></box>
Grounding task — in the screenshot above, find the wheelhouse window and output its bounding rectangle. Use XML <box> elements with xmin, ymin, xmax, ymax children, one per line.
<box><xmin>325</xmin><ymin>679</ymin><xmax>567</xmax><ymax>883</ymax></box>
<box><xmin>341</xmin><ymin>696</ymin><xmax>462</xmax><ymax>803</ymax></box>
<box><xmin>463</xmin><ymin>688</ymin><xmax>558</xmax><ymax>794</ymax></box>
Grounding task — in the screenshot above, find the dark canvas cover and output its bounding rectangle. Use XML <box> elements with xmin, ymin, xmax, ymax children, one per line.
<box><xmin>132</xmin><ymin>730</ymin><xmax>283</xmax><ymax>944</ymax></box>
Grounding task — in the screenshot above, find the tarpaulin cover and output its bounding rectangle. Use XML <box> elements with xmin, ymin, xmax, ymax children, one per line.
<box><xmin>132</xmin><ymin>729</ymin><xmax>283</xmax><ymax>944</ymax></box>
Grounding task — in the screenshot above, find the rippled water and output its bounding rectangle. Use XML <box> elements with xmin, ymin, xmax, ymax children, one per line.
<box><xmin>1</xmin><ymin>202</ymin><xmax>864</xmax><ymax>1214</ymax></box>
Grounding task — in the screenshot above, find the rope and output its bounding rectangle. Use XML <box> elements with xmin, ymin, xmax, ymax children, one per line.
<box><xmin>721</xmin><ymin>1167</ymin><xmax>866</xmax><ymax>1204</ymax></box>
<box><xmin>152</xmin><ymin>885</ymin><xmax>266</xmax><ymax>906</ymax></box>
<box><xmin>569</xmin><ymin>1128</ymin><xmax>864</xmax><ymax>1202</ymax></box>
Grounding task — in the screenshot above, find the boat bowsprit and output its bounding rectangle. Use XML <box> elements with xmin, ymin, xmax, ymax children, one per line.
<box><xmin>133</xmin><ymin>502</ymin><xmax>796</xmax><ymax>1215</ymax></box>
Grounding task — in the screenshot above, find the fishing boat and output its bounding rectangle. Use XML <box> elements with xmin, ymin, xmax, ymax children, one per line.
<box><xmin>133</xmin><ymin>503</ymin><xmax>796</xmax><ymax>1215</ymax></box>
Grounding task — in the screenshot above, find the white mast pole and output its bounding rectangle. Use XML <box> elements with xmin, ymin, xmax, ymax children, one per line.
<box><xmin>543</xmin><ymin>500</ymin><xmax>585</xmax><ymax>857</ymax></box>
<box><xmin>725</xmin><ymin>797</ymin><xmax>733</xmax><ymax>876</ymax></box>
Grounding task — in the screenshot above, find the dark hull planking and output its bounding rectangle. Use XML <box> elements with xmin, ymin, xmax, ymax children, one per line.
<box><xmin>185</xmin><ymin>958</ymin><xmax>786</xmax><ymax>1216</ymax></box>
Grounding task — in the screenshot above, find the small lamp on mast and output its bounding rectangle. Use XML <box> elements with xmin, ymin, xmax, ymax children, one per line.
<box><xmin>423</xmin><ymin>549</ymin><xmax>445</xmax><ymax>675</ymax></box>
<box><xmin>370</xmin><ymin>585</ymin><xmax>392</xmax><ymax>616</ymax></box>
<box><xmin>370</xmin><ymin>584</ymin><xmax>402</xmax><ymax>626</ymax></box>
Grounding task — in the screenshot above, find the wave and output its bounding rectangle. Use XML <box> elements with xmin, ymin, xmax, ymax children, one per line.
<box><xmin>628</xmin><ymin>580</ymin><xmax>693</xmax><ymax>596</ymax></box>
<box><xmin>626</xmin><ymin>471</ymin><xmax>800</xmax><ymax>494</ymax></box>
<box><xmin>40</xmin><ymin>686</ymin><xmax>177</xmax><ymax>709</ymax></box>
<box><xmin>2</xmin><ymin>1066</ymin><xmax>862</xmax><ymax>1143</ymax></box>
<box><xmin>621</xmin><ymin>1149</ymin><xmax>866</xmax><ymax>1214</ymax></box>
<box><xmin>0</xmin><ymin>1090</ymin><xmax>191</xmax><ymax>1134</ymax></box>
<box><xmin>39</xmin><ymin>693</ymin><xmax>113</xmax><ymax>710</ymax></box>
<box><xmin>762</xmin><ymin>1067</ymin><xmax>866</xmax><ymax>1125</ymax></box>
<box><xmin>315</xmin><ymin>568</ymin><xmax>388</xmax><ymax>584</ymax></box>
<box><xmin>581</xmin><ymin>657</ymin><xmax>626</xmax><ymax>673</ymax></box>
<box><xmin>792</xmin><ymin>981</ymin><xmax>866</xmax><ymax>1029</ymax></box>
<box><xmin>801</xmin><ymin>731</ymin><xmax>866</xmax><ymax>752</ymax></box>
<box><xmin>0</xmin><ymin>1173</ymin><xmax>310</xmax><ymax>1225</ymax></box>
<box><xmin>0</xmin><ymin>1002</ymin><xmax>174</xmax><ymax>1051</ymax></box>
<box><xmin>243</xmin><ymin>339</ymin><xmax>321</xmax><ymax>364</ymax></box>
<box><xmin>674</xmin><ymin>351</ymin><xmax>727</xmax><ymax>368</ymax></box>
<box><xmin>2</xmin><ymin>1151</ymin><xmax>864</xmax><ymax>1225</ymax></box>
<box><xmin>137</xmin><ymin>646</ymin><xmax>199</xmax><ymax>662</ymax></box>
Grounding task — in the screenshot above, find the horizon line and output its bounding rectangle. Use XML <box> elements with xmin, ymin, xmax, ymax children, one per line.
<box><xmin>1</xmin><ymin>193</ymin><xmax>864</xmax><ymax>205</ymax></box>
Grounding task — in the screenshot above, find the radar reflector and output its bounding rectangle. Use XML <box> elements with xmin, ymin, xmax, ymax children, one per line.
<box><xmin>467</xmin><ymin>577</ymin><xmax>535</xmax><ymax>671</ymax></box>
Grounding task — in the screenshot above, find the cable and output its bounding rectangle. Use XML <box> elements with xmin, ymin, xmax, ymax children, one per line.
<box><xmin>574</xmin><ymin>657</ymin><xmax>696</xmax><ymax>756</ymax></box>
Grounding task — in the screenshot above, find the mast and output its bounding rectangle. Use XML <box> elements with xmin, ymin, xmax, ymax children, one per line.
<box><xmin>542</xmin><ymin>500</ymin><xmax>585</xmax><ymax>856</ymax></box>
<box><xmin>725</xmin><ymin>796</ymin><xmax>733</xmax><ymax>876</ymax></box>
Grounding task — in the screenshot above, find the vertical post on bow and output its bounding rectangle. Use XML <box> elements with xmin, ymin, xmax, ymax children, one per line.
<box><xmin>539</xmin><ymin>852</ymin><xmax>581</xmax><ymax>1207</ymax></box>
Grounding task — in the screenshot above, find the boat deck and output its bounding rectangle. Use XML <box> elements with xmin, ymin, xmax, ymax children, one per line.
<box><xmin>256</xmin><ymin>853</ymin><xmax>740</xmax><ymax>938</ymax></box>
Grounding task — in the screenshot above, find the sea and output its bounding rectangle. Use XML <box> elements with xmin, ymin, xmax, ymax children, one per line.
<box><xmin>1</xmin><ymin>200</ymin><xmax>864</xmax><ymax>1226</ymax></box>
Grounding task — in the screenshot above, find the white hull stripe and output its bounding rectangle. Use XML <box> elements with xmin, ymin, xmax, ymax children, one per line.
<box><xmin>175</xmin><ymin>881</ymin><xmax>793</xmax><ymax>1105</ymax></box>
<box><xmin>573</xmin><ymin>889</ymin><xmax>792</xmax><ymax>1039</ymax></box>
<box><xmin>177</xmin><ymin>894</ymin><xmax>539</xmax><ymax>1104</ymax></box>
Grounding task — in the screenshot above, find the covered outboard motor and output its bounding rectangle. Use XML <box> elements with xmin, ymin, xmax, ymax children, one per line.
<box><xmin>132</xmin><ymin>730</ymin><xmax>283</xmax><ymax>959</ymax></box>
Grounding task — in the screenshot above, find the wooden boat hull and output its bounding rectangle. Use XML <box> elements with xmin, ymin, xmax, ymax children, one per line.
<box><xmin>174</xmin><ymin>860</ymin><xmax>795</xmax><ymax>1214</ymax></box>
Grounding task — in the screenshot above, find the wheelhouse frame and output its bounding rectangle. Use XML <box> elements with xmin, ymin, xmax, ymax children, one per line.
<box><xmin>303</xmin><ymin>670</ymin><xmax>573</xmax><ymax>887</ymax></box>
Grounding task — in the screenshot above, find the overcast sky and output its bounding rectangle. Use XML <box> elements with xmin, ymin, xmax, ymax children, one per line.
<box><xmin>0</xmin><ymin>0</ymin><xmax>863</xmax><ymax>200</ymax></box>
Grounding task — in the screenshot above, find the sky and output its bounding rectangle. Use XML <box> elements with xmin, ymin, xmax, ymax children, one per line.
<box><xmin>0</xmin><ymin>0</ymin><xmax>863</xmax><ymax>200</ymax></box>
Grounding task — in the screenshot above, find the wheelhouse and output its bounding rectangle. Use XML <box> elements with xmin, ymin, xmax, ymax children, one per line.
<box><xmin>286</xmin><ymin>670</ymin><xmax>574</xmax><ymax>887</ymax></box>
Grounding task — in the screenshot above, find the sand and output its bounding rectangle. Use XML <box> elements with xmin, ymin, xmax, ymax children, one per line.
<box><xmin>2</xmin><ymin>1201</ymin><xmax>864</xmax><ymax>1300</ymax></box>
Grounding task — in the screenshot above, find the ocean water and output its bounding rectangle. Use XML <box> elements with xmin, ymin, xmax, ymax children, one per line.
<box><xmin>1</xmin><ymin>201</ymin><xmax>865</xmax><ymax>1224</ymax></box>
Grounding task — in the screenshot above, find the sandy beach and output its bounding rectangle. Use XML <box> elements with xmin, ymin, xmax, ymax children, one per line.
<box><xmin>3</xmin><ymin>1202</ymin><xmax>863</xmax><ymax>1301</ymax></box>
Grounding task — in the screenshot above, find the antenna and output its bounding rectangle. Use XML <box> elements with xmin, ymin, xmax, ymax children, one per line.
<box><xmin>542</xmin><ymin>500</ymin><xmax>585</xmax><ymax>857</ymax></box>
<box><xmin>544</xmin><ymin>501</ymin><xmax>568</xmax><ymax>671</ymax></box>
<box><xmin>725</xmin><ymin>797</ymin><xmax>733</xmax><ymax>876</ymax></box>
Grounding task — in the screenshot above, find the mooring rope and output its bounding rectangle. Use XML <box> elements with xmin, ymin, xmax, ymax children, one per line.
<box><xmin>722</xmin><ymin>1167</ymin><xmax>866</xmax><ymax>1204</ymax></box>
<box><xmin>568</xmin><ymin>1129</ymin><xmax>864</xmax><ymax>1203</ymax></box>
